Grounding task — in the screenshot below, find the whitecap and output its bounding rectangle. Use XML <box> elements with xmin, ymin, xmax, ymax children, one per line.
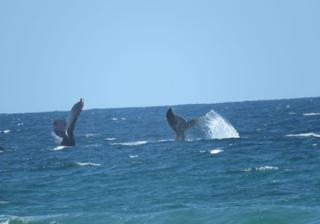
<box><xmin>3</xmin><ymin>130</ymin><xmax>10</xmax><ymax>134</ymax></box>
<box><xmin>303</xmin><ymin>112</ymin><xmax>320</xmax><ymax>116</ymax></box>
<box><xmin>199</xmin><ymin>110</ymin><xmax>240</xmax><ymax>139</ymax></box>
<box><xmin>242</xmin><ymin>168</ymin><xmax>253</xmax><ymax>172</ymax></box>
<box><xmin>83</xmin><ymin>144</ymin><xmax>101</xmax><ymax>148</ymax></box>
<box><xmin>156</xmin><ymin>139</ymin><xmax>174</xmax><ymax>143</ymax></box>
<box><xmin>105</xmin><ymin>137</ymin><xmax>116</xmax><ymax>141</ymax></box>
<box><xmin>76</xmin><ymin>162</ymin><xmax>101</xmax><ymax>167</ymax></box>
<box><xmin>210</xmin><ymin>148</ymin><xmax>224</xmax><ymax>155</ymax></box>
<box><xmin>286</xmin><ymin>133</ymin><xmax>320</xmax><ymax>138</ymax></box>
<box><xmin>111</xmin><ymin>117</ymin><xmax>118</xmax><ymax>121</ymax></box>
<box><xmin>256</xmin><ymin>166</ymin><xmax>279</xmax><ymax>171</ymax></box>
<box><xmin>0</xmin><ymin>220</ymin><xmax>9</xmax><ymax>224</ymax></box>
<box><xmin>242</xmin><ymin>166</ymin><xmax>279</xmax><ymax>172</ymax></box>
<box><xmin>110</xmin><ymin>141</ymin><xmax>148</xmax><ymax>146</ymax></box>
<box><xmin>129</xmin><ymin>155</ymin><xmax>139</xmax><ymax>158</ymax></box>
<box><xmin>85</xmin><ymin>133</ymin><xmax>98</xmax><ymax>138</ymax></box>
<box><xmin>121</xmin><ymin>117</ymin><xmax>127</xmax><ymax>120</ymax></box>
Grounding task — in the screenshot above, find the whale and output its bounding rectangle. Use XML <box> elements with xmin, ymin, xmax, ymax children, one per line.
<box><xmin>53</xmin><ymin>99</ymin><xmax>84</xmax><ymax>146</ymax></box>
<box><xmin>166</xmin><ymin>108</ymin><xmax>198</xmax><ymax>141</ymax></box>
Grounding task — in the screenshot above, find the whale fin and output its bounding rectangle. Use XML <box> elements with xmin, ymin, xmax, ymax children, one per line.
<box><xmin>166</xmin><ymin>108</ymin><xmax>198</xmax><ymax>141</ymax></box>
<box><xmin>53</xmin><ymin>119</ymin><xmax>67</xmax><ymax>138</ymax></box>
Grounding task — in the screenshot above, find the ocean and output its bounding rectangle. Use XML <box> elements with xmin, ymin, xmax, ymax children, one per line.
<box><xmin>1</xmin><ymin>97</ymin><xmax>320</xmax><ymax>224</ymax></box>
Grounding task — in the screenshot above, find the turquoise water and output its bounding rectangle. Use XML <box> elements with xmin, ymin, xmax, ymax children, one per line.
<box><xmin>1</xmin><ymin>97</ymin><xmax>320</xmax><ymax>223</ymax></box>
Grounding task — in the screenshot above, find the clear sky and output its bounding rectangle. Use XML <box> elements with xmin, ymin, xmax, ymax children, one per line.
<box><xmin>0</xmin><ymin>0</ymin><xmax>319</xmax><ymax>113</ymax></box>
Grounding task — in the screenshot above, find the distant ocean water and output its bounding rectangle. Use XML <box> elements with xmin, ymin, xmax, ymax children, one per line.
<box><xmin>1</xmin><ymin>97</ymin><xmax>320</xmax><ymax>224</ymax></box>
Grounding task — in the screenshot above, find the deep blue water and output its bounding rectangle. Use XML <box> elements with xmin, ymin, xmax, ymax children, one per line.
<box><xmin>1</xmin><ymin>97</ymin><xmax>320</xmax><ymax>224</ymax></box>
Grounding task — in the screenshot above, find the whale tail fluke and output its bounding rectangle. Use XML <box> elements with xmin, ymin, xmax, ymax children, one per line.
<box><xmin>53</xmin><ymin>99</ymin><xmax>84</xmax><ymax>146</ymax></box>
<box><xmin>166</xmin><ymin>108</ymin><xmax>198</xmax><ymax>141</ymax></box>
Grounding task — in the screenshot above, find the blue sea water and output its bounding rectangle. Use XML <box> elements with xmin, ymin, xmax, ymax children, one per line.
<box><xmin>1</xmin><ymin>97</ymin><xmax>320</xmax><ymax>224</ymax></box>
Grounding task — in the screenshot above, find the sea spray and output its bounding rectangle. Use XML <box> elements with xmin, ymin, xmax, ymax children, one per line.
<box><xmin>200</xmin><ymin>110</ymin><xmax>239</xmax><ymax>139</ymax></box>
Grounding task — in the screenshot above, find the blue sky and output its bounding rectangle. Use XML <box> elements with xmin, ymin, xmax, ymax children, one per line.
<box><xmin>0</xmin><ymin>0</ymin><xmax>319</xmax><ymax>113</ymax></box>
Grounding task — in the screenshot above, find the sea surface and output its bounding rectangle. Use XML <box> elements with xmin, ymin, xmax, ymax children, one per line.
<box><xmin>1</xmin><ymin>97</ymin><xmax>320</xmax><ymax>224</ymax></box>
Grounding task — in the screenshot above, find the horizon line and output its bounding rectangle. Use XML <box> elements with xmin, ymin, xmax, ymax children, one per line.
<box><xmin>1</xmin><ymin>95</ymin><xmax>319</xmax><ymax>115</ymax></box>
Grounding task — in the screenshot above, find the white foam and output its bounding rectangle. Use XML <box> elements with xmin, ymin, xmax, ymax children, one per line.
<box><xmin>286</xmin><ymin>133</ymin><xmax>320</xmax><ymax>138</ymax></box>
<box><xmin>129</xmin><ymin>155</ymin><xmax>139</xmax><ymax>158</ymax></box>
<box><xmin>256</xmin><ymin>166</ymin><xmax>279</xmax><ymax>171</ymax></box>
<box><xmin>105</xmin><ymin>137</ymin><xmax>116</xmax><ymax>141</ymax></box>
<box><xmin>243</xmin><ymin>166</ymin><xmax>279</xmax><ymax>172</ymax></box>
<box><xmin>121</xmin><ymin>117</ymin><xmax>127</xmax><ymax>120</ymax></box>
<box><xmin>0</xmin><ymin>220</ymin><xmax>9</xmax><ymax>224</ymax></box>
<box><xmin>210</xmin><ymin>148</ymin><xmax>224</xmax><ymax>154</ymax></box>
<box><xmin>76</xmin><ymin>162</ymin><xmax>101</xmax><ymax>167</ymax></box>
<box><xmin>303</xmin><ymin>112</ymin><xmax>320</xmax><ymax>116</ymax></box>
<box><xmin>51</xmin><ymin>146</ymin><xmax>69</xmax><ymax>151</ymax></box>
<box><xmin>156</xmin><ymin>139</ymin><xmax>174</xmax><ymax>143</ymax></box>
<box><xmin>200</xmin><ymin>110</ymin><xmax>240</xmax><ymax>139</ymax></box>
<box><xmin>85</xmin><ymin>133</ymin><xmax>98</xmax><ymax>138</ymax></box>
<box><xmin>3</xmin><ymin>130</ymin><xmax>10</xmax><ymax>134</ymax></box>
<box><xmin>242</xmin><ymin>168</ymin><xmax>252</xmax><ymax>172</ymax></box>
<box><xmin>110</xmin><ymin>141</ymin><xmax>148</xmax><ymax>146</ymax></box>
<box><xmin>17</xmin><ymin>122</ymin><xmax>24</xmax><ymax>126</ymax></box>
<box><xmin>111</xmin><ymin>117</ymin><xmax>118</xmax><ymax>121</ymax></box>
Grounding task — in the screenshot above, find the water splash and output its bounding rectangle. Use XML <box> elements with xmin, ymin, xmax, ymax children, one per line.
<box><xmin>200</xmin><ymin>110</ymin><xmax>239</xmax><ymax>139</ymax></box>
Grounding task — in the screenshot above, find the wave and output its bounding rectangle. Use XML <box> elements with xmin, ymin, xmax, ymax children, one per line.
<box><xmin>199</xmin><ymin>110</ymin><xmax>240</xmax><ymax>139</ymax></box>
<box><xmin>243</xmin><ymin>166</ymin><xmax>279</xmax><ymax>172</ymax></box>
<box><xmin>0</xmin><ymin>130</ymin><xmax>10</xmax><ymax>134</ymax></box>
<box><xmin>0</xmin><ymin>214</ymin><xmax>63</xmax><ymax>224</ymax></box>
<box><xmin>105</xmin><ymin>137</ymin><xmax>116</xmax><ymax>141</ymax></box>
<box><xmin>109</xmin><ymin>141</ymin><xmax>148</xmax><ymax>146</ymax></box>
<box><xmin>129</xmin><ymin>155</ymin><xmax>139</xmax><ymax>158</ymax></box>
<box><xmin>156</xmin><ymin>139</ymin><xmax>174</xmax><ymax>143</ymax></box>
<box><xmin>303</xmin><ymin>112</ymin><xmax>320</xmax><ymax>116</ymax></box>
<box><xmin>286</xmin><ymin>133</ymin><xmax>320</xmax><ymax>138</ymax></box>
<box><xmin>75</xmin><ymin>162</ymin><xmax>101</xmax><ymax>167</ymax></box>
<box><xmin>210</xmin><ymin>148</ymin><xmax>224</xmax><ymax>155</ymax></box>
<box><xmin>85</xmin><ymin>133</ymin><xmax>99</xmax><ymax>138</ymax></box>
